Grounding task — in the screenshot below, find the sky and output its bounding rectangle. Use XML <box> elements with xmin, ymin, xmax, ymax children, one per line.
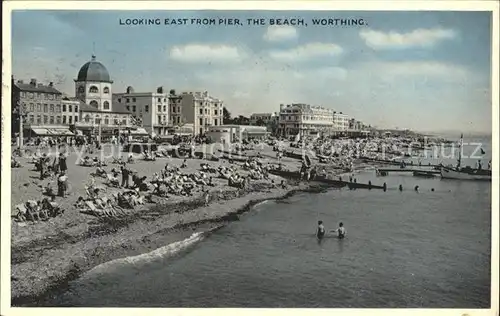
<box><xmin>11</xmin><ymin>10</ymin><xmax>493</xmax><ymax>133</ymax></box>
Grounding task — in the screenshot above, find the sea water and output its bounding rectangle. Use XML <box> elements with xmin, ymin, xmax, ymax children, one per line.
<box><xmin>47</xmin><ymin>136</ymin><xmax>492</xmax><ymax>307</ymax></box>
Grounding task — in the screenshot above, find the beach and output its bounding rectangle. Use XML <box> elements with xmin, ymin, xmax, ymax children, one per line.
<box><xmin>10</xmin><ymin>142</ymin><xmax>326</xmax><ymax>305</ymax></box>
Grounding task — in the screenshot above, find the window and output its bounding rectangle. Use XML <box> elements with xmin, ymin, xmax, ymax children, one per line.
<box><xmin>104</xmin><ymin>116</ymin><xmax>109</xmax><ymax>125</ymax></box>
<box><xmin>95</xmin><ymin>117</ymin><xmax>101</xmax><ymax>124</ymax></box>
<box><xmin>199</xmin><ymin>109</ymin><xmax>203</xmax><ymax>115</ymax></box>
<box><xmin>63</xmin><ymin>116</ymin><xmax>66</xmax><ymax>124</ymax></box>
<box><xmin>132</xmin><ymin>98</ymin><xmax>136</xmax><ymax>102</ymax></box>
<box><xmin>132</xmin><ymin>106</ymin><xmax>136</xmax><ymax>112</ymax></box>
<box><xmin>74</xmin><ymin>116</ymin><xmax>78</xmax><ymax>123</ymax></box>
<box><xmin>49</xmin><ymin>94</ymin><xmax>54</xmax><ymax>100</ymax></box>
<box><xmin>103</xmin><ymin>87</ymin><xmax>110</xmax><ymax>94</ymax></box>
<box><xmin>205</xmin><ymin>118</ymin><xmax>208</xmax><ymax>125</ymax></box>
<box><xmin>78</xmin><ymin>86</ymin><xmax>85</xmax><ymax>94</ymax></box>
<box><xmin>126</xmin><ymin>98</ymin><xmax>130</xmax><ymax>103</ymax></box>
<box><xmin>69</xmin><ymin>105</ymin><xmax>73</xmax><ymax>112</ymax></box>
<box><xmin>89</xmin><ymin>86</ymin><xmax>99</xmax><ymax>93</ymax></box>
<box><xmin>50</xmin><ymin>104</ymin><xmax>54</xmax><ymax>112</ymax></box>
<box><xmin>56</xmin><ymin>105</ymin><xmax>61</xmax><ymax>112</ymax></box>
<box><xmin>56</xmin><ymin>116</ymin><xmax>61</xmax><ymax>124</ymax></box>
<box><xmin>163</xmin><ymin>105</ymin><xmax>166</xmax><ymax>112</ymax></box>
<box><xmin>21</xmin><ymin>92</ymin><xmax>25</xmax><ymax>97</ymax></box>
<box><xmin>118</xmin><ymin>98</ymin><xmax>121</xmax><ymax>102</ymax></box>
<box><xmin>122</xmin><ymin>118</ymin><xmax>127</xmax><ymax>125</ymax></box>
<box><xmin>62</xmin><ymin>104</ymin><xmax>67</xmax><ymax>112</ymax></box>
<box><xmin>103</xmin><ymin>101</ymin><xmax>110</xmax><ymax>110</ymax></box>
<box><xmin>158</xmin><ymin>105</ymin><xmax>161</xmax><ymax>113</ymax></box>
<box><xmin>75</xmin><ymin>105</ymin><xmax>78</xmax><ymax>112</ymax></box>
<box><xmin>69</xmin><ymin>116</ymin><xmax>73</xmax><ymax>124</ymax></box>
<box><xmin>37</xmin><ymin>115</ymin><xmax>41</xmax><ymax>124</ymax></box>
<box><xmin>43</xmin><ymin>104</ymin><xmax>48</xmax><ymax>112</ymax></box>
<box><xmin>214</xmin><ymin>119</ymin><xmax>218</xmax><ymax>126</ymax></box>
<box><xmin>199</xmin><ymin>118</ymin><xmax>203</xmax><ymax>125</ymax></box>
<box><xmin>126</xmin><ymin>106</ymin><xmax>130</xmax><ymax>111</ymax></box>
<box><xmin>204</xmin><ymin>108</ymin><xmax>208</xmax><ymax>114</ymax></box>
<box><xmin>90</xmin><ymin>101</ymin><xmax>98</xmax><ymax>108</ymax></box>
<box><xmin>172</xmin><ymin>106</ymin><xmax>176</xmax><ymax>113</ymax></box>
<box><xmin>43</xmin><ymin>115</ymin><xmax>48</xmax><ymax>124</ymax></box>
<box><xmin>29</xmin><ymin>93</ymin><xmax>34</xmax><ymax>99</ymax></box>
<box><xmin>214</xmin><ymin>110</ymin><xmax>218</xmax><ymax>115</ymax></box>
<box><xmin>29</xmin><ymin>115</ymin><xmax>34</xmax><ymax>123</ymax></box>
<box><xmin>177</xmin><ymin>117</ymin><xmax>181</xmax><ymax>124</ymax></box>
<box><xmin>37</xmin><ymin>104</ymin><xmax>41</xmax><ymax>112</ymax></box>
<box><xmin>158</xmin><ymin>98</ymin><xmax>161</xmax><ymax>102</ymax></box>
<box><xmin>158</xmin><ymin>115</ymin><xmax>162</xmax><ymax>124</ymax></box>
<box><xmin>145</xmin><ymin>105</ymin><xmax>149</xmax><ymax>113</ymax></box>
<box><xmin>49</xmin><ymin>116</ymin><xmax>54</xmax><ymax>124</ymax></box>
<box><xmin>85</xmin><ymin>115</ymin><xmax>91</xmax><ymax>123</ymax></box>
<box><xmin>177</xmin><ymin>106</ymin><xmax>180</xmax><ymax>112</ymax></box>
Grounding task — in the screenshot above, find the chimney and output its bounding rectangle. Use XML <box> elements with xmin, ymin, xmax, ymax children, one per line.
<box><xmin>17</xmin><ymin>80</ymin><xmax>24</xmax><ymax>84</ymax></box>
<box><xmin>49</xmin><ymin>82</ymin><xmax>54</xmax><ymax>87</ymax></box>
<box><xmin>30</xmin><ymin>78</ymin><xmax>37</xmax><ymax>86</ymax></box>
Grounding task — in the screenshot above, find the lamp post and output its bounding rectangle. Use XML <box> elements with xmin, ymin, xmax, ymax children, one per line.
<box><xmin>13</xmin><ymin>101</ymin><xmax>30</xmax><ymax>152</ymax></box>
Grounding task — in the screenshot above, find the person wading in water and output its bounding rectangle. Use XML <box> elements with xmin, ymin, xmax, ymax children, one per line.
<box><xmin>316</xmin><ymin>220</ymin><xmax>326</xmax><ymax>240</ymax></box>
<box><xmin>330</xmin><ymin>222</ymin><xmax>346</xmax><ymax>239</ymax></box>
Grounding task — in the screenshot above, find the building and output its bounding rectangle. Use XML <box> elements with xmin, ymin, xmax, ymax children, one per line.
<box><xmin>249</xmin><ymin>112</ymin><xmax>278</xmax><ymax>125</ymax></box>
<box><xmin>113</xmin><ymin>86</ymin><xmax>170</xmax><ymax>136</ymax></box>
<box><xmin>170</xmin><ymin>91</ymin><xmax>224</xmax><ymax>136</ymax></box>
<box><xmin>333</xmin><ymin>112</ymin><xmax>349</xmax><ymax>131</ymax></box>
<box><xmin>249</xmin><ymin>112</ymin><xmax>279</xmax><ymax>134</ymax></box>
<box><xmin>278</xmin><ymin>103</ymin><xmax>334</xmax><ymax>138</ymax></box>
<box><xmin>206</xmin><ymin>125</ymin><xmax>268</xmax><ymax>144</ymax></box>
<box><xmin>61</xmin><ymin>97</ymin><xmax>81</xmax><ymax>125</ymax></box>
<box><xmin>11</xmin><ymin>77</ymin><xmax>75</xmax><ymax>139</ymax></box>
<box><xmin>73</xmin><ymin>55</ymin><xmax>135</xmax><ymax>137</ymax></box>
<box><xmin>75</xmin><ymin>55</ymin><xmax>113</xmax><ymax>112</ymax></box>
<box><xmin>348</xmin><ymin>118</ymin><xmax>365</xmax><ymax>131</ymax></box>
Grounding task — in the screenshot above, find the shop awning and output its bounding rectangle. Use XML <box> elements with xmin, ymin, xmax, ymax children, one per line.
<box><xmin>46</xmin><ymin>128</ymin><xmax>74</xmax><ymax>136</ymax></box>
<box><xmin>31</xmin><ymin>128</ymin><xmax>49</xmax><ymax>135</ymax></box>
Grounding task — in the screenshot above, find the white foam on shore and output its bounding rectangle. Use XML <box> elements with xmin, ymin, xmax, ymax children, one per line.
<box><xmin>80</xmin><ymin>231</ymin><xmax>206</xmax><ymax>279</ymax></box>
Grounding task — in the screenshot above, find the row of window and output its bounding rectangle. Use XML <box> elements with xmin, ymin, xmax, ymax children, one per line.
<box><xmin>199</xmin><ymin>108</ymin><xmax>220</xmax><ymax>115</ymax></box>
<box><xmin>280</xmin><ymin>115</ymin><xmax>334</xmax><ymax>121</ymax></box>
<box><xmin>88</xmin><ymin>100</ymin><xmax>110</xmax><ymax>109</ymax></box>
<box><xmin>82</xmin><ymin>115</ymin><xmax>127</xmax><ymax>125</ymax></box>
<box><xmin>78</xmin><ymin>86</ymin><xmax>110</xmax><ymax>94</ymax></box>
<box><xmin>198</xmin><ymin>118</ymin><xmax>219</xmax><ymax>126</ymax></box>
<box><xmin>21</xmin><ymin>92</ymin><xmax>59</xmax><ymax>100</ymax></box>
<box><xmin>29</xmin><ymin>115</ymin><xmax>78</xmax><ymax>125</ymax></box>
<box><xmin>24</xmin><ymin>103</ymin><xmax>80</xmax><ymax>113</ymax></box>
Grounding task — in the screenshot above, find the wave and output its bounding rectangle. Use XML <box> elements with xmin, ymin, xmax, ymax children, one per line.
<box><xmin>80</xmin><ymin>231</ymin><xmax>208</xmax><ymax>279</ymax></box>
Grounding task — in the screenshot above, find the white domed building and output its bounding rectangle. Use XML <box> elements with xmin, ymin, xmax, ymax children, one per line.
<box><xmin>71</xmin><ymin>55</ymin><xmax>147</xmax><ymax>138</ymax></box>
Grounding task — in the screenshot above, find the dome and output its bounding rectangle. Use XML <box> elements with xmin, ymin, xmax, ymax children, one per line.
<box><xmin>76</xmin><ymin>55</ymin><xmax>112</xmax><ymax>82</ymax></box>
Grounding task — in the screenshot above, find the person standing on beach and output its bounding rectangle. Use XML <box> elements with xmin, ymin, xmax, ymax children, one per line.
<box><xmin>59</xmin><ymin>152</ymin><xmax>68</xmax><ymax>174</ymax></box>
<box><xmin>121</xmin><ymin>164</ymin><xmax>130</xmax><ymax>188</ymax></box>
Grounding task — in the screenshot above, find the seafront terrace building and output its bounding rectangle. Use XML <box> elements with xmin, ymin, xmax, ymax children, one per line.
<box><xmin>333</xmin><ymin>112</ymin><xmax>349</xmax><ymax>131</ymax></box>
<box><xmin>11</xmin><ymin>77</ymin><xmax>74</xmax><ymax>138</ymax></box>
<box><xmin>113</xmin><ymin>86</ymin><xmax>170</xmax><ymax>136</ymax></box>
<box><xmin>278</xmin><ymin>103</ymin><xmax>334</xmax><ymax>138</ymax></box>
<box><xmin>169</xmin><ymin>90</ymin><xmax>224</xmax><ymax>136</ymax></box>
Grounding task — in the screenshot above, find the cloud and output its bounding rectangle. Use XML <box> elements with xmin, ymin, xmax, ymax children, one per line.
<box><xmin>363</xmin><ymin>61</ymin><xmax>469</xmax><ymax>81</ymax></box>
<box><xmin>359</xmin><ymin>28</ymin><xmax>457</xmax><ymax>50</ymax></box>
<box><xmin>169</xmin><ymin>44</ymin><xmax>246</xmax><ymax>64</ymax></box>
<box><xmin>268</xmin><ymin>43</ymin><xmax>343</xmax><ymax>62</ymax></box>
<box><xmin>263</xmin><ymin>25</ymin><xmax>298</xmax><ymax>42</ymax></box>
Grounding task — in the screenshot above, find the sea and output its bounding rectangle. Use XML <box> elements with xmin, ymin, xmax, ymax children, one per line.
<box><xmin>46</xmin><ymin>135</ymin><xmax>493</xmax><ymax>308</ymax></box>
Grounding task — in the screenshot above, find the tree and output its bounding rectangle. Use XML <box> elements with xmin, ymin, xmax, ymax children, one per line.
<box><xmin>255</xmin><ymin>118</ymin><xmax>266</xmax><ymax>126</ymax></box>
<box><xmin>223</xmin><ymin>107</ymin><xmax>232</xmax><ymax>124</ymax></box>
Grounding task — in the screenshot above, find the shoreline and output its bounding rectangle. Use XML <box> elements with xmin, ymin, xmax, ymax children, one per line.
<box><xmin>11</xmin><ymin>182</ymin><xmax>327</xmax><ymax>307</ymax></box>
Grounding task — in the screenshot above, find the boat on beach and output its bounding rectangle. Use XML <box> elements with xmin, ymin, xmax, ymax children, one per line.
<box><xmin>440</xmin><ymin>134</ymin><xmax>491</xmax><ymax>181</ymax></box>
